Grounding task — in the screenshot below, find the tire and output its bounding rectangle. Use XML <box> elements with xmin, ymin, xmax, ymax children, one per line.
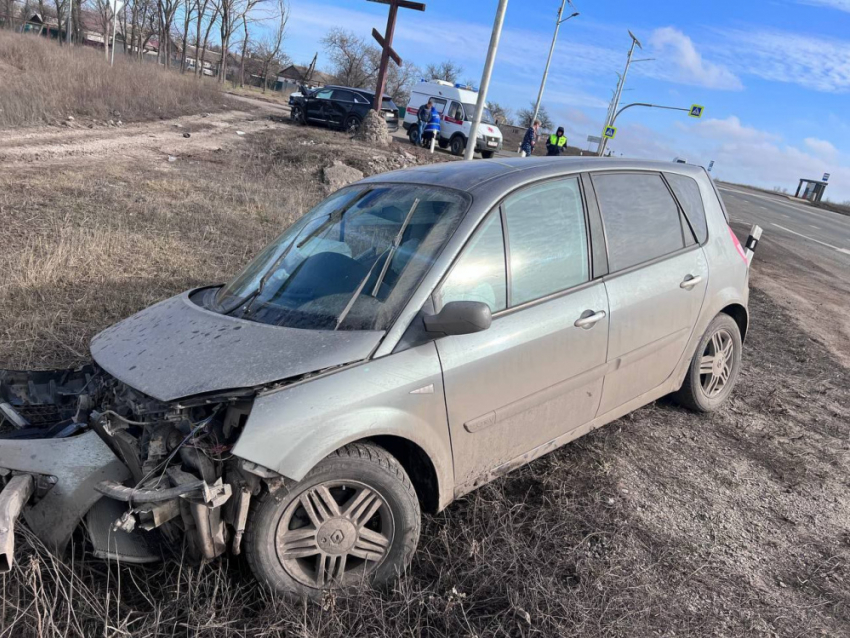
<box><xmin>480</xmin><ymin>150</ymin><xmax>494</xmax><ymax>159</ymax></box>
<box><xmin>674</xmin><ymin>313</ymin><xmax>742</xmax><ymax>412</ymax></box>
<box><xmin>290</xmin><ymin>105</ymin><xmax>304</xmax><ymax>125</ymax></box>
<box><xmin>244</xmin><ymin>442</ymin><xmax>421</xmax><ymax>598</ymax></box>
<box><xmin>450</xmin><ymin>135</ymin><xmax>465</xmax><ymax>156</ymax></box>
<box><xmin>344</xmin><ymin>115</ymin><xmax>361</xmax><ymax>134</ymax></box>
<box><xmin>408</xmin><ymin>126</ymin><xmax>419</xmax><ymax>145</ymax></box>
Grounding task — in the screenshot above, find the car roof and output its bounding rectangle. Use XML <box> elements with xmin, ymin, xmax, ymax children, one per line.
<box><xmin>358</xmin><ymin>157</ymin><xmax>708</xmax><ymax>194</ymax></box>
<box><xmin>324</xmin><ymin>85</ymin><xmax>393</xmax><ymax>100</ymax></box>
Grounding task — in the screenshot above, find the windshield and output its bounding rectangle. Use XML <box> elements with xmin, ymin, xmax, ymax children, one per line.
<box><xmin>462</xmin><ymin>104</ymin><xmax>495</xmax><ymax>125</ymax></box>
<box><xmin>213</xmin><ymin>185</ymin><xmax>469</xmax><ymax>331</ymax></box>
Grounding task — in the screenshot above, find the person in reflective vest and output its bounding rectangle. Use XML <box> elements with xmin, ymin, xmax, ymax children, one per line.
<box><xmin>546</xmin><ymin>127</ymin><xmax>568</xmax><ymax>156</ymax></box>
<box><xmin>423</xmin><ymin>105</ymin><xmax>441</xmax><ymax>145</ymax></box>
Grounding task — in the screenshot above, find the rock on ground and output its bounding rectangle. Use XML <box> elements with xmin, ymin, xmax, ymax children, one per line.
<box><xmin>353</xmin><ymin>110</ymin><xmax>391</xmax><ymax>147</ymax></box>
<box><xmin>323</xmin><ymin>160</ymin><xmax>364</xmax><ymax>193</ymax></box>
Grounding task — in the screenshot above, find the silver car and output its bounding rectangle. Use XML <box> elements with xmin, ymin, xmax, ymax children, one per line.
<box><xmin>0</xmin><ymin>158</ymin><xmax>760</xmax><ymax>596</ymax></box>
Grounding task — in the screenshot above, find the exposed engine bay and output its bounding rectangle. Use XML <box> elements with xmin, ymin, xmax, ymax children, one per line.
<box><xmin>0</xmin><ymin>365</ymin><xmax>276</xmax><ymax>569</ymax></box>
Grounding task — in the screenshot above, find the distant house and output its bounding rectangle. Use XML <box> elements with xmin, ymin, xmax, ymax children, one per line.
<box><xmin>172</xmin><ymin>44</ymin><xmax>224</xmax><ymax>76</ymax></box>
<box><xmin>275</xmin><ymin>64</ymin><xmax>333</xmax><ymax>92</ymax></box>
<box><xmin>22</xmin><ymin>10</ymin><xmax>124</xmax><ymax>49</ymax></box>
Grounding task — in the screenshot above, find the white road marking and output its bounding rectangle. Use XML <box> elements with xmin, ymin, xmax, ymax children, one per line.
<box><xmin>810</xmin><ymin>225</ymin><xmax>821</xmax><ymax>230</ymax></box>
<box><xmin>720</xmin><ymin>186</ymin><xmax>850</xmax><ymax>225</ymax></box>
<box><xmin>771</xmin><ymin>223</ymin><xmax>850</xmax><ymax>255</ymax></box>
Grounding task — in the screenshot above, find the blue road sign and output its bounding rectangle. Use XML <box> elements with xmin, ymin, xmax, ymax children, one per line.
<box><xmin>689</xmin><ymin>104</ymin><xmax>704</xmax><ymax>118</ymax></box>
<box><xmin>823</xmin><ymin>172</ymin><xmax>830</xmax><ymax>182</ymax></box>
<box><xmin>708</xmin><ymin>160</ymin><xmax>715</xmax><ymax>172</ymax></box>
<box><xmin>604</xmin><ymin>126</ymin><xmax>617</xmax><ymax>139</ymax></box>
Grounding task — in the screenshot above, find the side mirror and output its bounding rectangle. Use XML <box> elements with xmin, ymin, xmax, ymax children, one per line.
<box><xmin>423</xmin><ymin>301</ymin><xmax>492</xmax><ymax>336</ymax></box>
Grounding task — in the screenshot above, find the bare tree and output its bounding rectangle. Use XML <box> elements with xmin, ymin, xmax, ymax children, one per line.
<box><xmin>322</xmin><ymin>28</ymin><xmax>378</xmax><ymax>89</ymax></box>
<box><xmin>235</xmin><ymin>0</ymin><xmax>265</xmax><ymax>87</ymax></box>
<box><xmin>424</xmin><ymin>60</ymin><xmax>463</xmax><ymax>83</ymax></box>
<box><xmin>516</xmin><ymin>102</ymin><xmax>553</xmax><ymax>130</ymax></box>
<box><xmin>195</xmin><ymin>0</ymin><xmax>218</xmax><ymax>76</ymax></box>
<box><xmin>178</xmin><ymin>0</ymin><xmax>196</xmax><ymax>71</ymax></box>
<box><xmin>253</xmin><ymin>0</ymin><xmax>287</xmax><ymax>92</ymax></box>
<box><xmin>156</xmin><ymin>0</ymin><xmax>179</xmax><ymax>66</ymax></box>
<box><xmin>488</xmin><ymin>102</ymin><xmax>514</xmax><ymax>126</ymax></box>
<box><xmin>384</xmin><ymin>60</ymin><xmax>418</xmax><ymax>107</ymax></box>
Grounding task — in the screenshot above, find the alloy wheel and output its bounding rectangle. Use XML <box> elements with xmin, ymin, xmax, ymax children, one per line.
<box><xmin>275</xmin><ymin>480</ymin><xmax>395</xmax><ymax>589</ymax></box>
<box><xmin>699</xmin><ymin>328</ymin><xmax>734</xmax><ymax>397</ymax></box>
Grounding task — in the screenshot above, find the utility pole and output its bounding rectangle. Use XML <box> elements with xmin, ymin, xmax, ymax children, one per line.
<box><xmin>110</xmin><ymin>0</ymin><xmax>118</xmax><ymax>65</ymax></box>
<box><xmin>531</xmin><ymin>0</ymin><xmax>578</xmax><ymax>125</ymax></box>
<box><xmin>599</xmin><ymin>30</ymin><xmax>641</xmax><ymax>157</ymax></box>
<box><xmin>464</xmin><ymin>0</ymin><xmax>509</xmax><ymax>160</ymax></box>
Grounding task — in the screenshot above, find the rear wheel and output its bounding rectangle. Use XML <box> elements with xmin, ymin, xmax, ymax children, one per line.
<box><xmin>675</xmin><ymin>314</ymin><xmax>742</xmax><ymax>412</ymax></box>
<box><xmin>244</xmin><ymin>442</ymin><xmax>421</xmax><ymax>598</ymax></box>
<box><xmin>450</xmin><ymin>135</ymin><xmax>465</xmax><ymax>156</ymax></box>
<box><xmin>408</xmin><ymin>126</ymin><xmax>420</xmax><ymax>146</ymax></box>
<box><xmin>344</xmin><ymin>115</ymin><xmax>361</xmax><ymax>135</ymax></box>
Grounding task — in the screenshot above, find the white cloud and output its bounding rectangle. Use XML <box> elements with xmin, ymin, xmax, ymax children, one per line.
<box><xmin>718</xmin><ymin>29</ymin><xmax>850</xmax><ymax>93</ymax></box>
<box><xmin>797</xmin><ymin>0</ymin><xmax>850</xmax><ymax>12</ymax></box>
<box><xmin>648</xmin><ymin>27</ymin><xmax>744</xmax><ymax>91</ymax></box>
<box><xmin>804</xmin><ymin>137</ymin><xmax>840</xmax><ymax>160</ymax></box>
<box><xmin>686</xmin><ymin>116</ymin><xmax>781</xmax><ymax>143</ymax></box>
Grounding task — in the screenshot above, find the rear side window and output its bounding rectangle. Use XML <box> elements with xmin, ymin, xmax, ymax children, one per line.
<box><xmin>503</xmin><ymin>178</ymin><xmax>589</xmax><ymax>306</ymax></box>
<box><xmin>331</xmin><ymin>90</ymin><xmax>354</xmax><ymax>101</ymax></box>
<box><xmin>666</xmin><ymin>173</ymin><xmax>708</xmax><ymax>243</ymax></box>
<box><xmin>593</xmin><ymin>173</ymin><xmax>685</xmax><ymax>272</ymax></box>
<box><xmin>439</xmin><ymin>211</ymin><xmax>507</xmax><ymax>312</ymax></box>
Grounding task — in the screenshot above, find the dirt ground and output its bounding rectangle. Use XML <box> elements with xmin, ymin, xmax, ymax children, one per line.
<box><xmin>0</xmin><ymin>108</ymin><xmax>848</xmax><ymax>637</ymax></box>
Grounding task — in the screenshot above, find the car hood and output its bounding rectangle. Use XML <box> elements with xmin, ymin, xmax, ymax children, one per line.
<box><xmin>90</xmin><ymin>290</ymin><xmax>385</xmax><ymax>402</ymax></box>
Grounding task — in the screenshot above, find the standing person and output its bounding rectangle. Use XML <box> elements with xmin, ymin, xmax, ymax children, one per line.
<box><xmin>423</xmin><ymin>103</ymin><xmax>442</xmax><ymax>150</ymax></box>
<box><xmin>415</xmin><ymin>99</ymin><xmax>433</xmax><ymax>145</ymax></box>
<box><xmin>520</xmin><ymin>120</ymin><xmax>540</xmax><ymax>157</ymax></box>
<box><xmin>546</xmin><ymin>127</ymin><xmax>568</xmax><ymax>156</ymax></box>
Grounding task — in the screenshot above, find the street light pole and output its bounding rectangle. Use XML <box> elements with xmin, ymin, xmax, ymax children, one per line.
<box><xmin>599</xmin><ymin>30</ymin><xmax>641</xmax><ymax>157</ymax></box>
<box><xmin>464</xmin><ymin>0</ymin><xmax>509</xmax><ymax>160</ymax></box>
<box><xmin>531</xmin><ymin>1</ymin><xmax>578</xmax><ymax>125</ymax></box>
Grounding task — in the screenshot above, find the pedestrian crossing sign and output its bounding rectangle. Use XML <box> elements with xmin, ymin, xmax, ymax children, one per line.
<box><xmin>689</xmin><ymin>105</ymin><xmax>704</xmax><ymax>118</ymax></box>
<box><xmin>604</xmin><ymin>126</ymin><xmax>617</xmax><ymax>139</ymax></box>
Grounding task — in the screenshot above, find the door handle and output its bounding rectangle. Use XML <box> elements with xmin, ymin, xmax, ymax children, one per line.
<box><xmin>574</xmin><ymin>310</ymin><xmax>606</xmax><ymax>329</ymax></box>
<box><xmin>680</xmin><ymin>275</ymin><xmax>703</xmax><ymax>290</ymax></box>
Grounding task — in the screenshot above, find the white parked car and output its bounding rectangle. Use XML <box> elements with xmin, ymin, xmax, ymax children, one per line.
<box><xmin>403</xmin><ymin>80</ymin><xmax>504</xmax><ymax>158</ymax></box>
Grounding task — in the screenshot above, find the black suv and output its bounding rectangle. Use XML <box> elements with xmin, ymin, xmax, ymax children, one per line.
<box><xmin>289</xmin><ymin>85</ymin><xmax>400</xmax><ymax>133</ymax></box>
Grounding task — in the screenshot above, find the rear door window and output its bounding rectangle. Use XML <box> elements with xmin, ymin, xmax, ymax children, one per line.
<box><xmin>331</xmin><ymin>90</ymin><xmax>354</xmax><ymax>102</ymax></box>
<box><xmin>439</xmin><ymin>211</ymin><xmax>507</xmax><ymax>313</ymax></box>
<box><xmin>503</xmin><ymin>178</ymin><xmax>589</xmax><ymax>306</ymax></box>
<box><xmin>665</xmin><ymin>173</ymin><xmax>708</xmax><ymax>243</ymax></box>
<box><xmin>592</xmin><ymin>173</ymin><xmax>685</xmax><ymax>272</ymax></box>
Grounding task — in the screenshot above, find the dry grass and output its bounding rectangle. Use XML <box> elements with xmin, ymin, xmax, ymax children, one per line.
<box><xmin>0</xmin><ymin>122</ymin><xmax>849</xmax><ymax>637</ymax></box>
<box><xmin>0</xmin><ymin>31</ymin><xmax>225</xmax><ymax>128</ymax></box>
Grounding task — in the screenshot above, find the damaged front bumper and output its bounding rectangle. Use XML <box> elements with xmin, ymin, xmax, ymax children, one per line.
<box><xmin>0</xmin><ymin>366</ymin><xmax>268</xmax><ymax>570</ymax></box>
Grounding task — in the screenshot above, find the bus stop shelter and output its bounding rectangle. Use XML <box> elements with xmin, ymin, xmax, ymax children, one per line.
<box><xmin>794</xmin><ymin>178</ymin><xmax>828</xmax><ymax>203</ymax></box>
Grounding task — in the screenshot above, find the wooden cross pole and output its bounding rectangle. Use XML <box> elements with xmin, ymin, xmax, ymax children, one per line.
<box><xmin>368</xmin><ymin>0</ymin><xmax>426</xmax><ymax>111</ymax></box>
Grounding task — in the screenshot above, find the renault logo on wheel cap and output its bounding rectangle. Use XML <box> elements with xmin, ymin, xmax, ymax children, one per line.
<box><xmin>330</xmin><ymin>530</ymin><xmax>345</xmax><ymax>545</ymax></box>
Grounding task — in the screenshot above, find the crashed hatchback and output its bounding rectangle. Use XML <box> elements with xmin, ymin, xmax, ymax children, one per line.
<box><xmin>0</xmin><ymin>158</ymin><xmax>759</xmax><ymax>596</ymax></box>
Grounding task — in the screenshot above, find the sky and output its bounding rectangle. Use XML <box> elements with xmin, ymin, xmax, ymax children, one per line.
<box><xmin>277</xmin><ymin>0</ymin><xmax>850</xmax><ymax>202</ymax></box>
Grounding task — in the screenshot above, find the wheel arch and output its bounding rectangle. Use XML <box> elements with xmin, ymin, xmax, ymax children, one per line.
<box><xmin>720</xmin><ymin>302</ymin><xmax>748</xmax><ymax>342</ymax></box>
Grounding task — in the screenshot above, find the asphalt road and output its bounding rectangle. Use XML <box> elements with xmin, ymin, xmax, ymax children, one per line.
<box><xmin>718</xmin><ymin>183</ymin><xmax>850</xmax><ymax>366</ymax></box>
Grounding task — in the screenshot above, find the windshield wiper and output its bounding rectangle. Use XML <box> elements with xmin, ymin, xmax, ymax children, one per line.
<box><xmin>235</xmin><ymin>190</ymin><xmax>372</xmax><ymax>317</ymax></box>
<box><xmin>334</xmin><ymin>198</ymin><xmax>421</xmax><ymax>331</ymax></box>
<box><xmin>370</xmin><ymin>198</ymin><xmax>420</xmax><ymax>297</ymax></box>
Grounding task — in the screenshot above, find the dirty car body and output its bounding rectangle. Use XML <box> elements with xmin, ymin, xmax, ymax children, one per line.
<box><xmin>0</xmin><ymin>158</ymin><xmax>759</xmax><ymax>594</ymax></box>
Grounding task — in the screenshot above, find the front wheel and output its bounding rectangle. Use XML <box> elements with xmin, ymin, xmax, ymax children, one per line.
<box><xmin>674</xmin><ymin>314</ymin><xmax>742</xmax><ymax>412</ymax></box>
<box><xmin>290</xmin><ymin>105</ymin><xmax>305</xmax><ymax>124</ymax></box>
<box><xmin>450</xmin><ymin>136</ymin><xmax>465</xmax><ymax>156</ymax></box>
<box><xmin>244</xmin><ymin>442</ymin><xmax>421</xmax><ymax>598</ymax></box>
<box><xmin>480</xmin><ymin>150</ymin><xmax>494</xmax><ymax>159</ymax></box>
